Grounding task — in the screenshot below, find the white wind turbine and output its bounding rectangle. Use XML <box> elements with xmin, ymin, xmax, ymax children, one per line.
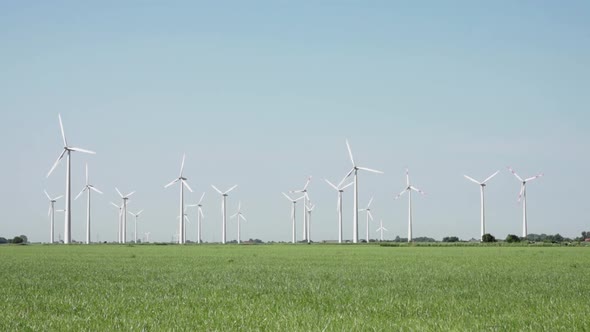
<box><xmin>395</xmin><ymin>169</ymin><xmax>426</xmax><ymax>243</ymax></box>
<box><xmin>44</xmin><ymin>190</ymin><xmax>63</xmax><ymax>244</ymax></box>
<box><xmin>187</xmin><ymin>193</ymin><xmax>206</xmax><ymax>244</ymax></box>
<box><xmin>290</xmin><ymin>176</ymin><xmax>312</xmax><ymax>242</ymax></box>
<box><xmin>211</xmin><ymin>185</ymin><xmax>238</xmax><ymax>244</ymax></box>
<box><xmin>230</xmin><ymin>201</ymin><xmax>247</xmax><ymax>244</ymax></box>
<box><xmin>376</xmin><ymin>219</ymin><xmax>388</xmax><ymax>242</ymax></box>
<box><xmin>47</xmin><ymin>114</ymin><xmax>96</xmax><ymax>244</ymax></box>
<box><xmin>74</xmin><ymin>164</ymin><xmax>103</xmax><ymax>244</ymax></box>
<box><xmin>128</xmin><ymin>210</ymin><xmax>144</xmax><ymax>244</ymax></box>
<box><xmin>508</xmin><ymin>167</ymin><xmax>544</xmax><ymax>238</ymax></box>
<box><xmin>115</xmin><ymin>188</ymin><xmax>135</xmax><ymax>244</ymax></box>
<box><xmin>144</xmin><ymin>232</ymin><xmax>151</xmax><ymax>243</ymax></box>
<box><xmin>359</xmin><ymin>197</ymin><xmax>374</xmax><ymax>243</ymax></box>
<box><xmin>325</xmin><ymin>179</ymin><xmax>354</xmax><ymax>243</ymax></box>
<box><xmin>177</xmin><ymin>210</ymin><xmax>190</xmax><ymax>242</ymax></box>
<box><xmin>282</xmin><ymin>192</ymin><xmax>304</xmax><ymax>243</ymax></box>
<box><xmin>464</xmin><ymin>170</ymin><xmax>499</xmax><ymax>240</ymax></box>
<box><xmin>306</xmin><ymin>203</ymin><xmax>316</xmax><ymax>243</ymax></box>
<box><xmin>343</xmin><ymin>139</ymin><xmax>383</xmax><ymax>243</ymax></box>
<box><xmin>164</xmin><ymin>154</ymin><xmax>193</xmax><ymax>244</ymax></box>
<box><xmin>110</xmin><ymin>202</ymin><xmax>123</xmax><ymax>242</ymax></box>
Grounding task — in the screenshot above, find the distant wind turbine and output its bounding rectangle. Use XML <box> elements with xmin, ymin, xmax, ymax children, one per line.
<box><xmin>464</xmin><ymin>170</ymin><xmax>499</xmax><ymax>240</ymax></box>
<box><xmin>507</xmin><ymin>167</ymin><xmax>544</xmax><ymax>237</ymax></box>
<box><xmin>376</xmin><ymin>219</ymin><xmax>388</xmax><ymax>242</ymax></box>
<box><xmin>47</xmin><ymin>114</ymin><xmax>96</xmax><ymax>244</ymax></box>
<box><xmin>395</xmin><ymin>169</ymin><xmax>426</xmax><ymax>243</ymax></box>
<box><xmin>164</xmin><ymin>154</ymin><xmax>193</xmax><ymax>244</ymax></box>
<box><xmin>211</xmin><ymin>185</ymin><xmax>238</xmax><ymax>244</ymax></box>
<box><xmin>359</xmin><ymin>197</ymin><xmax>374</xmax><ymax>243</ymax></box>
<box><xmin>128</xmin><ymin>210</ymin><xmax>144</xmax><ymax>244</ymax></box>
<box><xmin>110</xmin><ymin>202</ymin><xmax>123</xmax><ymax>242</ymax></box>
<box><xmin>282</xmin><ymin>192</ymin><xmax>304</xmax><ymax>243</ymax></box>
<box><xmin>306</xmin><ymin>203</ymin><xmax>316</xmax><ymax>243</ymax></box>
<box><xmin>325</xmin><ymin>179</ymin><xmax>353</xmax><ymax>243</ymax></box>
<box><xmin>115</xmin><ymin>188</ymin><xmax>135</xmax><ymax>244</ymax></box>
<box><xmin>44</xmin><ymin>190</ymin><xmax>63</xmax><ymax>244</ymax></box>
<box><xmin>74</xmin><ymin>164</ymin><xmax>103</xmax><ymax>244</ymax></box>
<box><xmin>290</xmin><ymin>176</ymin><xmax>312</xmax><ymax>242</ymax></box>
<box><xmin>144</xmin><ymin>232</ymin><xmax>151</xmax><ymax>243</ymax></box>
<box><xmin>187</xmin><ymin>192</ymin><xmax>206</xmax><ymax>244</ymax></box>
<box><xmin>342</xmin><ymin>140</ymin><xmax>383</xmax><ymax>243</ymax></box>
<box><xmin>230</xmin><ymin>201</ymin><xmax>247</xmax><ymax>244</ymax></box>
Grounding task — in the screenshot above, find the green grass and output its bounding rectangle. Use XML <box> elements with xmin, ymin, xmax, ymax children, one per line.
<box><xmin>1</xmin><ymin>244</ymin><xmax>589</xmax><ymax>331</ymax></box>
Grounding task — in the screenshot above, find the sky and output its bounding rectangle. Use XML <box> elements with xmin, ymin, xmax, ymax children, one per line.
<box><xmin>1</xmin><ymin>1</ymin><xmax>589</xmax><ymax>243</ymax></box>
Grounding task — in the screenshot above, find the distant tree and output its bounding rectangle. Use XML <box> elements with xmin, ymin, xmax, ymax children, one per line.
<box><xmin>19</xmin><ymin>235</ymin><xmax>28</xmax><ymax>244</ymax></box>
<box><xmin>413</xmin><ymin>237</ymin><xmax>436</xmax><ymax>242</ymax></box>
<box><xmin>12</xmin><ymin>236</ymin><xmax>24</xmax><ymax>244</ymax></box>
<box><xmin>442</xmin><ymin>236</ymin><xmax>459</xmax><ymax>243</ymax></box>
<box><xmin>482</xmin><ymin>233</ymin><xmax>496</xmax><ymax>243</ymax></box>
<box><xmin>0</xmin><ymin>237</ymin><xmax>7</xmax><ymax>244</ymax></box>
<box><xmin>505</xmin><ymin>234</ymin><xmax>521</xmax><ymax>243</ymax></box>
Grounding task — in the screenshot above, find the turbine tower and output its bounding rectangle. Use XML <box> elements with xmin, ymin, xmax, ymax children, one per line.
<box><xmin>376</xmin><ymin>219</ymin><xmax>388</xmax><ymax>242</ymax></box>
<box><xmin>359</xmin><ymin>197</ymin><xmax>374</xmax><ymax>243</ymax></box>
<box><xmin>110</xmin><ymin>202</ymin><xmax>123</xmax><ymax>242</ymax></box>
<box><xmin>306</xmin><ymin>203</ymin><xmax>315</xmax><ymax>243</ymax></box>
<box><xmin>211</xmin><ymin>185</ymin><xmax>238</xmax><ymax>244</ymax></box>
<box><xmin>115</xmin><ymin>188</ymin><xmax>135</xmax><ymax>244</ymax></box>
<box><xmin>282</xmin><ymin>192</ymin><xmax>304</xmax><ymax>243</ymax></box>
<box><xmin>47</xmin><ymin>114</ymin><xmax>96</xmax><ymax>244</ymax></box>
<box><xmin>464</xmin><ymin>170</ymin><xmax>499</xmax><ymax>240</ymax></box>
<box><xmin>395</xmin><ymin>169</ymin><xmax>426</xmax><ymax>243</ymax></box>
<box><xmin>508</xmin><ymin>167</ymin><xmax>543</xmax><ymax>238</ymax></box>
<box><xmin>230</xmin><ymin>201</ymin><xmax>247</xmax><ymax>244</ymax></box>
<box><xmin>343</xmin><ymin>139</ymin><xmax>383</xmax><ymax>243</ymax></box>
<box><xmin>325</xmin><ymin>179</ymin><xmax>353</xmax><ymax>243</ymax></box>
<box><xmin>187</xmin><ymin>192</ymin><xmax>206</xmax><ymax>244</ymax></box>
<box><xmin>44</xmin><ymin>190</ymin><xmax>63</xmax><ymax>244</ymax></box>
<box><xmin>128</xmin><ymin>210</ymin><xmax>144</xmax><ymax>244</ymax></box>
<box><xmin>290</xmin><ymin>176</ymin><xmax>311</xmax><ymax>242</ymax></box>
<box><xmin>164</xmin><ymin>154</ymin><xmax>193</xmax><ymax>244</ymax></box>
<box><xmin>74</xmin><ymin>164</ymin><xmax>103</xmax><ymax>244</ymax></box>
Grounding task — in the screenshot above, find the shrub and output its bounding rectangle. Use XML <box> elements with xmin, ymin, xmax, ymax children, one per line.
<box><xmin>482</xmin><ymin>233</ymin><xmax>496</xmax><ymax>243</ymax></box>
<box><xmin>505</xmin><ymin>234</ymin><xmax>521</xmax><ymax>243</ymax></box>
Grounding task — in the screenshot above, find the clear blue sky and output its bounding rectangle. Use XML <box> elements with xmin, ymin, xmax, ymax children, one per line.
<box><xmin>1</xmin><ymin>1</ymin><xmax>589</xmax><ymax>242</ymax></box>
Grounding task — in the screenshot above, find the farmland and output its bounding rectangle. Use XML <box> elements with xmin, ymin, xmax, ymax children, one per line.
<box><xmin>1</xmin><ymin>244</ymin><xmax>589</xmax><ymax>331</ymax></box>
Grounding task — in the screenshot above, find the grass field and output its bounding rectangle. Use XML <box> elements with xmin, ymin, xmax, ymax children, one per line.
<box><xmin>1</xmin><ymin>244</ymin><xmax>589</xmax><ymax>331</ymax></box>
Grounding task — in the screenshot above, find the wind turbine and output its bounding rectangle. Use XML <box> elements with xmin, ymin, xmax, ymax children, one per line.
<box><xmin>74</xmin><ymin>164</ymin><xmax>103</xmax><ymax>244</ymax></box>
<box><xmin>187</xmin><ymin>192</ymin><xmax>206</xmax><ymax>244</ymax></box>
<box><xmin>47</xmin><ymin>114</ymin><xmax>96</xmax><ymax>244</ymax></box>
<box><xmin>325</xmin><ymin>179</ymin><xmax>353</xmax><ymax>243</ymax></box>
<box><xmin>290</xmin><ymin>176</ymin><xmax>312</xmax><ymax>242</ymax></box>
<box><xmin>164</xmin><ymin>154</ymin><xmax>193</xmax><ymax>244</ymax></box>
<box><xmin>211</xmin><ymin>185</ymin><xmax>238</xmax><ymax>244</ymax></box>
<box><xmin>508</xmin><ymin>167</ymin><xmax>544</xmax><ymax>238</ymax></box>
<box><xmin>230</xmin><ymin>201</ymin><xmax>247</xmax><ymax>244</ymax></box>
<box><xmin>464</xmin><ymin>170</ymin><xmax>499</xmax><ymax>240</ymax></box>
<box><xmin>44</xmin><ymin>190</ymin><xmax>63</xmax><ymax>244</ymax></box>
<box><xmin>395</xmin><ymin>169</ymin><xmax>426</xmax><ymax>243</ymax></box>
<box><xmin>306</xmin><ymin>203</ymin><xmax>316</xmax><ymax>243</ymax></box>
<box><xmin>342</xmin><ymin>139</ymin><xmax>383</xmax><ymax>243</ymax></box>
<box><xmin>177</xmin><ymin>210</ymin><xmax>190</xmax><ymax>242</ymax></box>
<box><xmin>376</xmin><ymin>219</ymin><xmax>388</xmax><ymax>242</ymax></box>
<box><xmin>110</xmin><ymin>202</ymin><xmax>123</xmax><ymax>243</ymax></box>
<box><xmin>282</xmin><ymin>192</ymin><xmax>304</xmax><ymax>243</ymax></box>
<box><xmin>115</xmin><ymin>188</ymin><xmax>135</xmax><ymax>244</ymax></box>
<box><xmin>359</xmin><ymin>197</ymin><xmax>374</xmax><ymax>243</ymax></box>
<box><xmin>128</xmin><ymin>210</ymin><xmax>144</xmax><ymax>244</ymax></box>
<box><xmin>144</xmin><ymin>232</ymin><xmax>151</xmax><ymax>243</ymax></box>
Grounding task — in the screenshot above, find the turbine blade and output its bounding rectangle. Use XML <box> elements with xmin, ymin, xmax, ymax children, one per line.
<box><xmin>411</xmin><ymin>186</ymin><xmax>426</xmax><ymax>195</ymax></box>
<box><xmin>303</xmin><ymin>176</ymin><xmax>312</xmax><ymax>190</ymax></box>
<box><xmin>58</xmin><ymin>114</ymin><xmax>67</xmax><ymax>146</ymax></box>
<box><xmin>164</xmin><ymin>178</ymin><xmax>179</xmax><ymax>188</ymax></box>
<box><xmin>295</xmin><ymin>195</ymin><xmax>305</xmax><ymax>201</ymax></box>
<box><xmin>199</xmin><ymin>208</ymin><xmax>204</xmax><ymax>218</ymax></box>
<box><xmin>85</xmin><ymin>163</ymin><xmax>89</xmax><ymax>185</ymax></box>
<box><xmin>325</xmin><ymin>179</ymin><xmax>339</xmax><ymax>190</ymax></box>
<box><xmin>383</xmin><ymin>227</ymin><xmax>388</xmax><ymax>231</ymax></box>
<box><xmin>44</xmin><ymin>190</ymin><xmax>51</xmax><ymax>200</ymax></box>
<box><xmin>367</xmin><ymin>197</ymin><xmax>374</xmax><ymax>208</ymax></box>
<box><xmin>525</xmin><ymin>174</ymin><xmax>544</xmax><ymax>182</ymax></box>
<box><xmin>137</xmin><ymin>210</ymin><xmax>144</xmax><ymax>216</ymax></box>
<box><xmin>518</xmin><ymin>184</ymin><xmax>525</xmax><ymax>202</ymax></box>
<box><xmin>47</xmin><ymin>149</ymin><xmax>66</xmax><ymax>177</ymax></box>
<box><xmin>110</xmin><ymin>202</ymin><xmax>120</xmax><ymax>208</ymax></box>
<box><xmin>48</xmin><ymin>204</ymin><xmax>51</xmax><ymax>216</ymax></box>
<box><xmin>507</xmin><ymin>167</ymin><xmax>524</xmax><ymax>182</ymax></box>
<box><xmin>230</xmin><ymin>213</ymin><xmax>238</xmax><ymax>219</ymax></box>
<box><xmin>368</xmin><ymin>210</ymin><xmax>373</xmax><ymax>220</ymax></box>
<box><xmin>395</xmin><ymin>189</ymin><xmax>407</xmax><ymax>200</ymax></box>
<box><xmin>90</xmin><ymin>186</ymin><xmax>103</xmax><ymax>194</ymax></box>
<box><xmin>340</xmin><ymin>181</ymin><xmax>354</xmax><ymax>190</ymax></box>
<box><xmin>182</xmin><ymin>180</ymin><xmax>193</xmax><ymax>193</ymax></box>
<box><xmin>341</xmin><ymin>167</ymin><xmax>355</xmax><ymax>184</ymax></box>
<box><xmin>240</xmin><ymin>214</ymin><xmax>247</xmax><ymax>222</ymax></box>
<box><xmin>282</xmin><ymin>192</ymin><xmax>293</xmax><ymax>201</ymax></box>
<box><xmin>464</xmin><ymin>175</ymin><xmax>481</xmax><ymax>185</ymax></box>
<box><xmin>224</xmin><ymin>185</ymin><xmax>238</xmax><ymax>194</ymax></box>
<box><xmin>345</xmin><ymin>139</ymin><xmax>355</xmax><ymax>165</ymax></box>
<box><xmin>180</xmin><ymin>153</ymin><xmax>186</xmax><ymax>176</ymax></box>
<box><xmin>125</xmin><ymin>191</ymin><xmax>136</xmax><ymax>198</ymax></box>
<box><xmin>55</xmin><ymin>195</ymin><xmax>63</xmax><ymax>200</ymax></box>
<box><xmin>115</xmin><ymin>188</ymin><xmax>123</xmax><ymax>198</ymax></box>
<box><xmin>69</xmin><ymin>147</ymin><xmax>96</xmax><ymax>154</ymax></box>
<box><xmin>358</xmin><ymin>167</ymin><xmax>383</xmax><ymax>174</ymax></box>
<box><xmin>211</xmin><ymin>185</ymin><xmax>223</xmax><ymax>194</ymax></box>
<box><xmin>482</xmin><ymin>170</ymin><xmax>500</xmax><ymax>184</ymax></box>
<box><xmin>198</xmin><ymin>192</ymin><xmax>206</xmax><ymax>204</ymax></box>
<box><xmin>74</xmin><ymin>187</ymin><xmax>87</xmax><ymax>201</ymax></box>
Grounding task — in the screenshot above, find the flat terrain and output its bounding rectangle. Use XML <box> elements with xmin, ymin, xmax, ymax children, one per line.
<box><xmin>1</xmin><ymin>244</ymin><xmax>589</xmax><ymax>331</ymax></box>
